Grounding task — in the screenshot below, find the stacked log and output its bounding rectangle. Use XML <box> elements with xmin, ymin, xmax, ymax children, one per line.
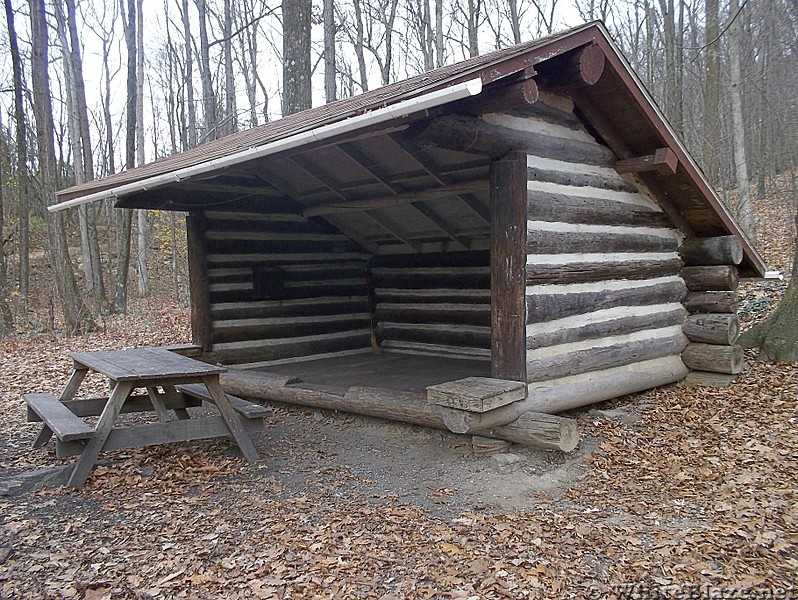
<box><xmin>678</xmin><ymin>236</ymin><xmax>744</xmax><ymax>386</ymax></box>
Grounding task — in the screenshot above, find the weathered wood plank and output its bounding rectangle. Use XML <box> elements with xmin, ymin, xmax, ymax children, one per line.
<box><xmin>59</xmin><ymin>394</ymin><xmax>202</xmax><ymax>417</ymax></box>
<box><xmin>380</xmin><ymin>340</ymin><xmax>490</xmax><ymax>359</ymax></box>
<box><xmin>208</xmin><ymin>329</ymin><xmax>372</xmax><ymax>364</ymax></box>
<box><xmin>374</xmin><ymin>288</ymin><xmax>490</xmax><ymax>304</ymax></box>
<box><xmin>427</xmin><ymin>377</ymin><xmax>525</xmax><ymax>413</ymax></box>
<box><xmin>375</xmin><ymin>303</ymin><xmax>490</xmax><ymax>326</ymax></box>
<box><xmin>527</xmin><ymin>164</ymin><xmax>637</xmax><ymax>192</ymax></box>
<box><xmin>212</xmin><ymin>313</ymin><xmax>370</xmax><ymax>344</ymax></box>
<box><xmin>25</xmin><ymin>394</ymin><xmax>95</xmax><ymax>442</ymax></box>
<box><xmin>211</xmin><ymin>296</ymin><xmax>368</xmax><ymax>320</ymax></box>
<box><xmin>527</xmin><ymin>277</ymin><xmax>687</xmax><ymax>323</ymax></box>
<box><xmin>491</xmin><ymin>152</ymin><xmax>527</xmax><ymax>381</ymax></box>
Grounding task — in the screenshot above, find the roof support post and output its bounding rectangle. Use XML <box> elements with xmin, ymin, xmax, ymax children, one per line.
<box><xmin>490</xmin><ymin>151</ymin><xmax>527</xmax><ymax>383</ymax></box>
<box><xmin>187</xmin><ymin>211</ymin><xmax>213</xmax><ymax>352</ymax></box>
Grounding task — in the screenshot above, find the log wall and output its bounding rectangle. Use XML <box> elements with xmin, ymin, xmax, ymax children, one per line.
<box><xmin>201</xmin><ymin>210</ymin><xmax>373</xmax><ymax>366</ymax></box>
<box><xmin>485</xmin><ymin>96</ymin><xmax>689</xmax><ymax>402</ymax></box>
<box><xmin>678</xmin><ymin>236</ymin><xmax>744</xmax><ymax>385</ymax></box>
<box><xmin>371</xmin><ymin>252</ymin><xmax>491</xmax><ymax>360</ymax></box>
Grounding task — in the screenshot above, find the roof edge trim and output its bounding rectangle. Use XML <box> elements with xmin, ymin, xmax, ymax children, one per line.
<box><xmin>49</xmin><ymin>77</ymin><xmax>484</xmax><ymax>213</ymax></box>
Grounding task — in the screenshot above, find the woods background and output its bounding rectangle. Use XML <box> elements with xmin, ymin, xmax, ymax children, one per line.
<box><xmin>0</xmin><ymin>0</ymin><xmax>795</xmax><ymax>335</ymax></box>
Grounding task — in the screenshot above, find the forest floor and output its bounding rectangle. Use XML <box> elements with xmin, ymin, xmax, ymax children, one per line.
<box><xmin>0</xmin><ymin>192</ymin><xmax>796</xmax><ymax>599</ymax></box>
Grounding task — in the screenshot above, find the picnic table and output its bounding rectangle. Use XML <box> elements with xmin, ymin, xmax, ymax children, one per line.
<box><xmin>24</xmin><ymin>347</ymin><xmax>270</xmax><ymax>487</ymax></box>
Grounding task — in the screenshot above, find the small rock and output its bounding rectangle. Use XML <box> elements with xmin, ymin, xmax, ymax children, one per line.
<box><xmin>490</xmin><ymin>453</ymin><xmax>526</xmax><ymax>473</ymax></box>
<box><xmin>140</xmin><ymin>466</ymin><xmax>154</xmax><ymax>478</ymax></box>
<box><xmin>0</xmin><ymin>546</ymin><xmax>11</xmax><ymax>564</ymax></box>
<box><xmin>312</xmin><ymin>411</ymin><xmax>325</xmax><ymax>422</ymax></box>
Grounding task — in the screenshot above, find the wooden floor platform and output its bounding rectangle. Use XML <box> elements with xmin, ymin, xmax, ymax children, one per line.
<box><xmin>260</xmin><ymin>351</ymin><xmax>491</xmax><ymax>394</ymax></box>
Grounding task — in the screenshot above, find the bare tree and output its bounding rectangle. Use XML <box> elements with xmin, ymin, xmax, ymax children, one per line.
<box><xmin>283</xmin><ymin>0</ymin><xmax>312</xmax><ymax>114</ymax></box>
<box><xmin>324</xmin><ymin>0</ymin><xmax>337</xmax><ymax>102</ymax></box>
<box><xmin>196</xmin><ymin>0</ymin><xmax>218</xmax><ymax>140</ymax></box>
<box><xmin>4</xmin><ymin>0</ymin><xmax>29</xmax><ymax>313</ymax></box>
<box><xmin>29</xmin><ymin>0</ymin><xmax>93</xmax><ymax>333</ymax></box>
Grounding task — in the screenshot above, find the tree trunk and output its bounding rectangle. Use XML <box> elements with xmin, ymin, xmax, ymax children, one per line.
<box><xmin>29</xmin><ymin>0</ymin><xmax>93</xmax><ymax>334</ymax></box>
<box><xmin>282</xmin><ymin>0</ymin><xmax>312</xmax><ymax>115</ymax></box>
<box><xmin>740</xmin><ymin>218</ymin><xmax>798</xmax><ymax>361</ymax></box>
<box><xmin>196</xmin><ymin>0</ymin><xmax>217</xmax><ymax>140</ymax></box>
<box><xmin>5</xmin><ymin>0</ymin><xmax>29</xmax><ymax>313</ymax></box>
<box><xmin>703</xmin><ymin>0</ymin><xmax>720</xmax><ymax>182</ymax></box>
<box><xmin>0</xmin><ymin>114</ymin><xmax>11</xmax><ymax>333</ymax></box>
<box><xmin>727</xmin><ymin>0</ymin><xmax>755</xmax><ymax>242</ymax></box>
<box><xmin>223</xmin><ymin>0</ymin><xmax>236</xmax><ymax>133</ymax></box>
<box><xmin>351</xmin><ymin>0</ymin><xmax>368</xmax><ymax>92</ymax></box>
<box><xmin>323</xmin><ymin>0</ymin><xmax>336</xmax><ymax>103</ymax></box>
<box><xmin>182</xmin><ymin>0</ymin><xmax>197</xmax><ymax>147</ymax></box>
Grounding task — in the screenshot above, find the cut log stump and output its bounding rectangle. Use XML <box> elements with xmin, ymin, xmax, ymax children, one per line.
<box><xmin>682</xmin><ymin>343</ymin><xmax>744</xmax><ymax>374</ymax></box>
<box><xmin>683</xmin><ymin>313</ymin><xmax>740</xmax><ymax>345</ymax></box>
<box><xmin>488</xmin><ymin>412</ymin><xmax>579</xmax><ymax>452</ymax></box>
<box><xmin>679</xmin><ymin>235</ymin><xmax>743</xmax><ymax>266</ymax></box>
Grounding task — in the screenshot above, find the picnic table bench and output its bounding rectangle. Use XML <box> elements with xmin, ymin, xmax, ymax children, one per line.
<box><xmin>24</xmin><ymin>347</ymin><xmax>269</xmax><ymax>487</ymax></box>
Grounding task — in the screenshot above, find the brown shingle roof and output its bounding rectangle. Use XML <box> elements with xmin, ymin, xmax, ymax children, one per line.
<box><xmin>58</xmin><ymin>22</ymin><xmax>597</xmax><ymax>200</ymax></box>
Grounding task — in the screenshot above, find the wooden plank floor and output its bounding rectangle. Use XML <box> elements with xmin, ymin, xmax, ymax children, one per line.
<box><xmin>261</xmin><ymin>352</ymin><xmax>491</xmax><ymax>393</ymax></box>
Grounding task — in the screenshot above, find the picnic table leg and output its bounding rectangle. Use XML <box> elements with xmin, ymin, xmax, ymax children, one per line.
<box><xmin>35</xmin><ymin>367</ymin><xmax>89</xmax><ymax>449</ymax></box>
<box><xmin>146</xmin><ymin>386</ymin><xmax>172</xmax><ymax>422</ymax></box>
<box><xmin>162</xmin><ymin>385</ymin><xmax>190</xmax><ymax>420</ymax></box>
<box><xmin>67</xmin><ymin>381</ymin><xmax>135</xmax><ymax>488</ymax></box>
<box><xmin>202</xmin><ymin>375</ymin><xmax>259</xmax><ymax>464</ymax></box>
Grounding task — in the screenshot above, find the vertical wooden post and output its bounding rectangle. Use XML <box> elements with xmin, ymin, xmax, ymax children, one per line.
<box><xmin>186</xmin><ymin>211</ymin><xmax>213</xmax><ymax>352</ymax></box>
<box><xmin>490</xmin><ymin>151</ymin><xmax>527</xmax><ymax>382</ymax></box>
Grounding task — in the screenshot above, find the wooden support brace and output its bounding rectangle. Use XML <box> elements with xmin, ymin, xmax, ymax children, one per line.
<box><xmin>615</xmin><ymin>147</ymin><xmax>678</xmax><ymax>175</ymax></box>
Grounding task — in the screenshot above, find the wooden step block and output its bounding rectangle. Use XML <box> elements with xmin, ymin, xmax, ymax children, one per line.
<box><xmin>427</xmin><ymin>377</ymin><xmax>526</xmax><ymax>413</ymax></box>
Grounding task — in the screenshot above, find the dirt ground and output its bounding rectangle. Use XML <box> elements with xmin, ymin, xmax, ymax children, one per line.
<box><xmin>0</xmin><ymin>301</ymin><xmax>795</xmax><ymax>599</ymax></box>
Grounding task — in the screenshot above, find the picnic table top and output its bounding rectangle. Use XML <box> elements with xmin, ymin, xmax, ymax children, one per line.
<box><xmin>69</xmin><ymin>347</ymin><xmax>226</xmax><ymax>382</ymax></box>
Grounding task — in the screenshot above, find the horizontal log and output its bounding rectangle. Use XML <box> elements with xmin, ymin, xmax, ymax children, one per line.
<box><xmin>221</xmin><ymin>371</ymin><xmax>573</xmax><ymax>450</ymax></box>
<box><xmin>206</xmin><ymin>330</ymin><xmax>371</xmax><ymax>365</ymax></box>
<box><xmin>380</xmin><ymin>340</ymin><xmax>490</xmax><ymax>360</ymax></box>
<box><xmin>204</xmin><ymin>210</ymin><xmax>307</xmax><ymax>223</ymax></box>
<box><xmin>527</xmin><ymin>189</ymin><xmax>672</xmax><ymax>227</ymax></box>
<box><xmin>527</xmin><ymin>257</ymin><xmax>683</xmax><ymax>285</ymax></box>
<box><xmin>527</xmin><ymin>229</ymin><xmax>679</xmax><ymax>254</ymax></box>
<box><xmin>211</xmin><ymin>296</ymin><xmax>368</xmax><ymax>320</ymax></box>
<box><xmin>683</xmin><ymin>313</ymin><xmax>740</xmax><ymax>345</ymax></box>
<box><xmin>370</xmin><ymin>266</ymin><xmax>490</xmax><ymax>288</ymax></box>
<box><xmin>682</xmin><ymin>291</ymin><xmax>738</xmax><ymax>314</ymax></box>
<box><xmin>377</xmin><ymin>322</ymin><xmax>491</xmax><ymax>349</ymax></box>
<box><xmin>212</xmin><ymin>313</ymin><xmax>371</xmax><ymax>344</ymax></box>
<box><xmin>207</xmin><ymin>252</ymin><xmax>370</xmax><ymax>264</ymax></box>
<box><xmin>407</xmin><ymin>114</ymin><xmax>616</xmax><ymax>165</ymax></box>
<box><xmin>375</xmin><ymin>288</ymin><xmax>490</xmax><ymax>304</ymax></box>
<box><xmin>679</xmin><ymin>235</ymin><xmax>743</xmax><ymax>266</ymax></box>
<box><xmin>527</xmin><ymin>278</ymin><xmax>687</xmax><ymax>323</ymax></box>
<box><xmin>488</xmin><ymin>412</ymin><xmax>579</xmax><ymax>452</ymax></box>
<box><xmin>434</xmin><ymin>356</ymin><xmax>688</xmax><ymax>426</ymax></box>
<box><xmin>455</xmin><ymin>76</ymin><xmax>540</xmax><ymax>116</ymax></box>
<box><xmin>681</xmin><ymin>266</ymin><xmax>739</xmax><ymax>291</ymax></box>
<box><xmin>527</xmin><ymin>305</ymin><xmax>687</xmax><ymax>350</ymax></box>
<box><xmin>681</xmin><ymin>343</ymin><xmax>744</xmax><ymax>374</ymax></box>
<box><xmin>537</xmin><ymin>43</ymin><xmax>605</xmax><ymax>88</ymax></box>
<box><xmin>375</xmin><ymin>303</ymin><xmax>490</xmax><ymax>326</ymax></box>
<box><xmin>527</xmin><ymin>164</ymin><xmax>637</xmax><ymax>192</ymax></box>
<box><xmin>204</xmin><ymin>230</ymin><xmax>349</xmax><ymax>242</ymax></box>
<box><xmin>527</xmin><ymin>330</ymin><xmax>689</xmax><ymax>382</ymax></box>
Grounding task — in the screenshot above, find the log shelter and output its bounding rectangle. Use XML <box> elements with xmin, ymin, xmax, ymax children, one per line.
<box><xmin>53</xmin><ymin>22</ymin><xmax>766</xmax><ymax>448</ymax></box>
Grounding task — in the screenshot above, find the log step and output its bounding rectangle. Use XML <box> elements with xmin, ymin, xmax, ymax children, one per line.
<box><xmin>25</xmin><ymin>393</ymin><xmax>95</xmax><ymax>442</ymax></box>
<box><xmin>427</xmin><ymin>377</ymin><xmax>526</xmax><ymax>413</ymax></box>
<box><xmin>176</xmin><ymin>384</ymin><xmax>273</xmax><ymax>419</ymax></box>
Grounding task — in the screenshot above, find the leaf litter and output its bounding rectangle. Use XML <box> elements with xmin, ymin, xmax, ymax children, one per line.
<box><xmin>0</xmin><ymin>191</ymin><xmax>796</xmax><ymax>598</ymax></box>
